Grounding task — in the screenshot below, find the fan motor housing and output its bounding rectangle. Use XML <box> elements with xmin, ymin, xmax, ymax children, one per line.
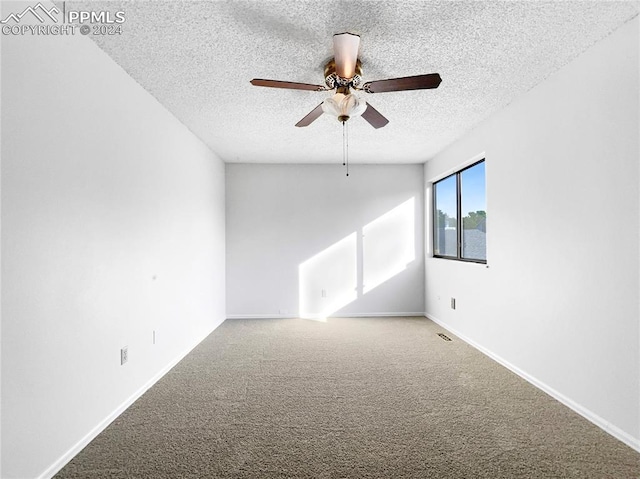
<box><xmin>324</xmin><ymin>58</ymin><xmax>363</xmax><ymax>88</ymax></box>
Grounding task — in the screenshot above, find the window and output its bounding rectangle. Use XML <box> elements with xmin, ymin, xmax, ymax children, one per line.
<box><xmin>433</xmin><ymin>160</ymin><xmax>486</xmax><ymax>263</ymax></box>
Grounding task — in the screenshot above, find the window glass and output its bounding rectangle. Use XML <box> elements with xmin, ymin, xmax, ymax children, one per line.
<box><xmin>433</xmin><ymin>159</ymin><xmax>486</xmax><ymax>263</ymax></box>
<box><xmin>460</xmin><ymin>162</ymin><xmax>486</xmax><ymax>261</ymax></box>
<box><xmin>433</xmin><ymin>174</ymin><xmax>457</xmax><ymax>257</ymax></box>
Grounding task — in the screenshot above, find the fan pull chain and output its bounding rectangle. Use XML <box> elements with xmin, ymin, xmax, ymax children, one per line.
<box><xmin>342</xmin><ymin>120</ymin><xmax>346</xmax><ymax>166</ymax></box>
<box><xmin>345</xmin><ymin>120</ymin><xmax>349</xmax><ymax>177</ymax></box>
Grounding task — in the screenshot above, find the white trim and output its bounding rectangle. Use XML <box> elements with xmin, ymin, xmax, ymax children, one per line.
<box><xmin>227</xmin><ymin>312</ymin><xmax>425</xmax><ymax>320</ymax></box>
<box><xmin>38</xmin><ymin>319</ymin><xmax>226</xmax><ymax>479</ymax></box>
<box><xmin>334</xmin><ymin>312</ymin><xmax>425</xmax><ymax>318</ymax></box>
<box><xmin>425</xmin><ymin>313</ymin><xmax>640</xmax><ymax>453</ymax></box>
<box><xmin>226</xmin><ymin>314</ymin><xmax>298</xmax><ymax>319</ymax></box>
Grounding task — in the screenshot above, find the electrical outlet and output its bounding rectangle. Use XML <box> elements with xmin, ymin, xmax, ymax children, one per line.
<box><xmin>121</xmin><ymin>346</ymin><xmax>128</xmax><ymax>365</ymax></box>
<box><xmin>450</xmin><ymin>298</ymin><xmax>456</xmax><ymax>310</ymax></box>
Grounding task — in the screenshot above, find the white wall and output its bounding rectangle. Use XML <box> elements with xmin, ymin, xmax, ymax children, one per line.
<box><xmin>424</xmin><ymin>18</ymin><xmax>639</xmax><ymax>449</ymax></box>
<box><xmin>1</xmin><ymin>10</ymin><xmax>226</xmax><ymax>478</ymax></box>
<box><xmin>227</xmin><ymin>164</ymin><xmax>424</xmax><ymax>319</ymax></box>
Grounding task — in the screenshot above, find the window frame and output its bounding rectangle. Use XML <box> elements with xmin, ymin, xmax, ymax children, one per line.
<box><xmin>432</xmin><ymin>159</ymin><xmax>486</xmax><ymax>264</ymax></box>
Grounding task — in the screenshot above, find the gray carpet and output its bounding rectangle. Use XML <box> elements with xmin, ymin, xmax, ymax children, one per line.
<box><xmin>56</xmin><ymin>317</ymin><xmax>640</xmax><ymax>478</ymax></box>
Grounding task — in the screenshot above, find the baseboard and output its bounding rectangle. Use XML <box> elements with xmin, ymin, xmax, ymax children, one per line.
<box><xmin>336</xmin><ymin>312</ymin><xmax>426</xmax><ymax>318</ymax></box>
<box><xmin>226</xmin><ymin>313</ymin><xmax>298</xmax><ymax>319</ymax></box>
<box><xmin>425</xmin><ymin>313</ymin><xmax>640</xmax><ymax>454</ymax></box>
<box><xmin>38</xmin><ymin>318</ymin><xmax>226</xmax><ymax>479</ymax></box>
<box><xmin>227</xmin><ymin>312</ymin><xmax>425</xmax><ymax>320</ymax></box>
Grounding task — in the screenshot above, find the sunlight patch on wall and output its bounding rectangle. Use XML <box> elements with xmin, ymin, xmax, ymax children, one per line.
<box><xmin>363</xmin><ymin>198</ymin><xmax>415</xmax><ymax>294</ymax></box>
<box><xmin>298</xmin><ymin>233</ymin><xmax>357</xmax><ymax>320</ymax></box>
<box><xmin>297</xmin><ymin>197</ymin><xmax>416</xmax><ymax>319</ymax></box>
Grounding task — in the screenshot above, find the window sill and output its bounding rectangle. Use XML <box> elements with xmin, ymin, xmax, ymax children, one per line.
<box><xmin>432</xmin><ymin>255</ymin><xmax>488</xmax><ymax>266</ymax></box>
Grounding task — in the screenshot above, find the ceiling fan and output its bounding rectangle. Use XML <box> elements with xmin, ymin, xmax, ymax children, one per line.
<box><xmin>250</xmin><ymin>32</ymin><xmax>442</xmax><ymax>129</ymax></box>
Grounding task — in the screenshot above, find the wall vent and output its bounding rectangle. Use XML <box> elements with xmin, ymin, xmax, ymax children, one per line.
<box><xmin>437</xmin><ymin>333</ymin><xmax>452</xmax><ymax>342</ymax></box>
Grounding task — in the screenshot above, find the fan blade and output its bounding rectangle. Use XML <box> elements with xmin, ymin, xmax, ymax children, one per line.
<box><xmin>333</xmin><ymin>32</ymin><xmax>360</xmax><ymax>79</ymax></box>
<box><xmin>295</xmin><ymin>103</ymin><xmax>324</xmax><ymax>127</ymax></box>
<box><xmin>361</xmin><ymin>103</ymin><xmax>389</xmax><ymax>129</ymax></box>
<box><xmin>250</xmin><ymin>79</ymin><xmax>326</xmax><ymax>91</ymax></box>
<box><xmin>363</xmin><ymin>73</ymin><xmax>442</xmax><ymax>93</ymax></box>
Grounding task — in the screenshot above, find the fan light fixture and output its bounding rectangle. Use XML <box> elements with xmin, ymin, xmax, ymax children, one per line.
<box><xmin>321</xmin><ymin>91</ymin><xmax>367</xmax><ymax>122</ymax></box>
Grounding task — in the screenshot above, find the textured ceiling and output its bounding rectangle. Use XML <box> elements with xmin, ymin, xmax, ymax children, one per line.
<box><xmin>68</xmin><ymin>1</ymin><xmax>638</xmax><ymax>164</ymax></box>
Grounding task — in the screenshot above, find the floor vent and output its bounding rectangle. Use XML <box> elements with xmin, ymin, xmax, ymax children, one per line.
<box><xmin>438</xmin><ymin>333</ymin><xmax>452</xmax><ymax>342</ymax></box>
